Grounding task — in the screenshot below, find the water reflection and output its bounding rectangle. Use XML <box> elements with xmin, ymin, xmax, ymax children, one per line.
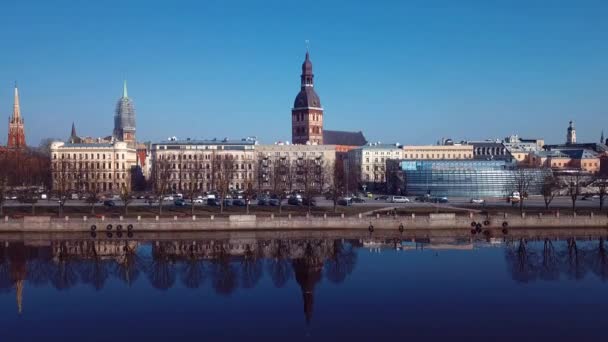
<box><xmin>504</xmin><ymin>238</ymin><xmax>608</xmax><ymax>283</ymax></box>
<box><xmin>0</xmin><ymin>238</ymin><xmax>360</xmax><ymax>322</ymax></box>
<box><xmin>2</xmin><ymin>235</ymin><xmax>608</xmax><ymax>323</ymax></box>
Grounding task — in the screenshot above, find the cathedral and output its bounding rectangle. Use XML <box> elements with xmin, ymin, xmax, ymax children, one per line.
<box><xmin>290</xmin><ymin>51</ymin><xmax>367</xmax><ymax>155</ymax></box>
<box><xmin>291</xmin><ymin>51</ymin><xmax>324</xmax><ymax>145</ymax></box>
<box><xmin>113</xmin><ymin>80</ymin><xmax>137</xmax><ymax>147</ymax></box>
<box><xmin>6</xmin><ymin>83</ymin><xmax>26</xmax><ymax>149</ymax></box>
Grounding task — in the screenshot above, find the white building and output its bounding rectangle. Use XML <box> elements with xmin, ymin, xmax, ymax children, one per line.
<box><xmin>50</xmin><ymin>141</ymin><xmax>137</xmax><ymax>193</ymax></box>
<box><xmin>348</xmin><ymin>143</ymin><xmax>404</xmax><ymax>189</ymax></box>
<box><xmin>150</xmin><ymin>138</ymin><xmax>257</xmax><ymax>192</ymax></box>
<box><xmin>255</xmin><ymin>144</ymin><xmax>336</xmax><ymax>192</ymax></box>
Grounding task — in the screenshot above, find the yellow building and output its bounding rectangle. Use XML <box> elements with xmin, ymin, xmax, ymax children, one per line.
<box><xmin>401</xmin><ymin>145</ymin><xmax>473</xmax><ymax>160</ymax></box>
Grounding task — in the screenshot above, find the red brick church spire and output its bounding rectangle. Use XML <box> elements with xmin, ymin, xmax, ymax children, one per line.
<box><xmin>7</xmin><ymin>83</ymin><xmax>26</xmax><ymax>149</ymax></box>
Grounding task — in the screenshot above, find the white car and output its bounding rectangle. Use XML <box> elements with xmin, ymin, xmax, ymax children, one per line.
<box><xmin>470</xmin><ymin>198</ymin><xmax>485</xmax><ymax>204</ymax></box>
<box><xmin>390</xmin><ymin>196</ymin><xmax>410</xmax><ymax>203</ymax></box>
<box><xmin>193</xmin><ymin>198</ymin><xmax>204</xmax><ymax>204</ymax></box>
<box><xmin>162</xmin><ymin>195</ymin><xmax>174</xmax><ymax>201</ymax></box>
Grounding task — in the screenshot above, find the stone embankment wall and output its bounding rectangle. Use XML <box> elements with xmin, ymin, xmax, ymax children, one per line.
<box><xmin>1</xmin><ymin>212</ymin><xmax>607</xmax><ymax>232</ymax></box>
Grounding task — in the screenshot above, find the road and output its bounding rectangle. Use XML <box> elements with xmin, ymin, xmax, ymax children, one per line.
<box><xmin>2</xmin><ymin>195</ymin><xmax>602</xmax><ymax>210</ymax></box>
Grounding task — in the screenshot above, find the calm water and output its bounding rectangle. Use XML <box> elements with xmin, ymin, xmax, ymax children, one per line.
<box><xmin>1</xmin><ymin>233</ymin><xmax>608</xmax><ymax>341</ymax></box>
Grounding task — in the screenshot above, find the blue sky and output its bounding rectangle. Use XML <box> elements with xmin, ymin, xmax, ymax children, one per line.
<box><xmin>0</xmin><ymin>0</ymin><xmax>606</xmax><ymax>146</ymax></box>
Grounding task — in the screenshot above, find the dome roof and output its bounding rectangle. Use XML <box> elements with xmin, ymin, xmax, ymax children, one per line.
<box><xmin>294</xmin><ymin>87</ymin><xmax>321</xmax><ymax>108</ymax></box>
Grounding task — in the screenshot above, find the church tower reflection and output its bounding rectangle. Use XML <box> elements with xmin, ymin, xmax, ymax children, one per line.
<box><xmin>292</xmin><ymin>242</ymin><xmax>324</xmax><ymax>324</ymax></box>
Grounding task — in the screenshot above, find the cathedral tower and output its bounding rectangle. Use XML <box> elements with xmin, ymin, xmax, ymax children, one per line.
<box><xmin>567</xmin><ymin>120</ymin><xmax>576</xmax><ymax>145</ymax></box>
<box><xmin>7</xmin><ymin>83</ymin><xmax>26</xmax><ymax>149</ymax></box>
<box><xmin>292</xmin><ymin>52</ymin><xmax>323</xmax><ymax>144</ymax></box>
<box><xmin>113</xmin><ymin>80</ymin><xmax>136</xmax><ymax>147</ymax></box>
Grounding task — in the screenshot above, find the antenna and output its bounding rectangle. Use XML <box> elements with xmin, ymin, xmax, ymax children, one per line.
<box><xmin>305</xmin><ymin>40</ymin><xmax>310</xmax><ymax>53</ymax></box>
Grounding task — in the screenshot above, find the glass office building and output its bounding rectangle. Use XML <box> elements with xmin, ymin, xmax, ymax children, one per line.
<box><xmin>395</xmin><ymin>160</ymin><xmax>551</xmax><ymax>197</ymax></box>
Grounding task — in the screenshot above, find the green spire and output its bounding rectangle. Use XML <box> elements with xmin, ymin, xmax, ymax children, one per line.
<box><xmin>123</xmin><ymin>80</ymin><xmax>128</xmax><ymax>98</ymax></box>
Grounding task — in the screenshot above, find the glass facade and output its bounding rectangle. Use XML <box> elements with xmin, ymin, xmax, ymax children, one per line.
<box><xmin>398</xmin><ymin>160</ymin><xmax>551</xmax><ymax>197</ymax></box>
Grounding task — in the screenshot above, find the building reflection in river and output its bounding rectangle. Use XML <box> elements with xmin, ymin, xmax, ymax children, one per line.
<box><xmin>0</xmin><ymin>238</ymin><xmax>360</xmax><ymax>322</ymax></box>
<box><xmin>3</xmin><ymin>236</ymin><xmax>608</xmax><ymax>322</ymax></box>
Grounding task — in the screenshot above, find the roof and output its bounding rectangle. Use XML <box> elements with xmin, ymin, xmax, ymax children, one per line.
<box><xmin>154</xmin><ymin>138</ymin><xmax>257</xmax><ymax>146</ymax></box>
<box><xmin>323</xmin><ymin>130</ymin><xmax>367</xmax><ymax>146</ymax></box>
<box><xmin>545</xmin><ymin>143</ymin><xmax>608</xmax><ymax>153</ymax></box>
<box><xmin>61</xmin><ymin>143</ymin><xmax>114</xmax><ymax>148</ymax></box>
<box><xmin>559</xmin><ymin>149</ymin><xmax>598</xmax><ymax>159</ymax></box>
<box><xmin>293</xmin><ymin>87</ymin><xmax>321</xmax><ymax>108</ymax></box>
<box><xmin>535</xmin><ymin>149</ymin><xmax>598</xmax><ymax>159</ymax></box>
<box><xmin>358</xmin><ymin>143</ymin><xmax>402</xmax><ymax>150</ymax></box>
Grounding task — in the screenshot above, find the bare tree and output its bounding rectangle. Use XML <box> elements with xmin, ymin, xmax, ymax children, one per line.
<box><xmin>0</xmin><ymin>153</ymin><xmax>9</xmax><ymax>217</ymax></box>
<box><xmin>272</xmin><ymin>156</ymin><xmax>290</xmax><ymax>214</ymax></box>
<box><xmin>593</xmin><ymin>175</ymin><xmax>608</xmax><ymax>211</ymax></box>
<box><xmin>118</xmin><ymin>170</ymin><xmax>134</xmax><ymax>216</ymax></box>
<box><xmin>84</xmin><ymin>184</ymin><xmax>101</xmax><ymax>215</ymax></box>
<box><xmin>510</xmin><ymin>168</ymin><xmax>534</xmax><ymax>213</ymax></box>
<box><xmin>214</xmin><ymin>153</ymin><xmax>235</xmax><ymax>214</ymax></box>
<box><xmin>328</xmin><ymin>160</ymin><xmax>345</xmax><ymax>213</ymax></box>
<box><xmin>185</xmin><ymin>157</ymin><xmax>205</xmax><ymax>216</ymax></box>
<box><xmin>52</xmin><ymin>159</ymin><xmax>75</xmax><ymax>217</ymax></box>
<box><xmin>297</xmin><ymin>158</ymin><xmax>324</xmax><ymax>213</ymax></box>
<box><xmin>564</xmin><ymin>172</ymin><xmax>586</xmax><ymax>212</ymax></box>
<box><xmin>541</xmin><ymin>173</ymin><xmax>560</xmax><ymax>210</ymax></box>
<box><xmin>152</xmin><ymin>156</ymin><xmax>173</xmax><ymax>216</ymax></box>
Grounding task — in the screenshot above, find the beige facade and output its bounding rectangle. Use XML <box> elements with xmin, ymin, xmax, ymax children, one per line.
<box><xmin>50</xmin><ymin>141</ymin><xmax>137</xmax><ymax>193</ymax></box>
<box><xmin>256</xmin><ymin>144</ymin><xmax>336</xmax><ymax>192</ymax></box>
<box><xmin>401</xmin><ymin>145</ymin><xmax>474</xmax><ymax>160</ymax></box>
<box><xmin>349</xmin><ymin>144</ymin><xmax>404</xmax><ymax>185</ymax></box>
<box><xmin>151</xmin><ymin>139</ymin><xmax>257</xmax><ymax>192</ymax></box>
<box><xmin>529</xmin><ymin>152</ymin><xmax>600</xmax><ymax>173</ymax></box>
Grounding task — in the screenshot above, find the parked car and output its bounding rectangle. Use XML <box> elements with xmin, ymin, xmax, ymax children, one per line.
<box><xmin>415</xmin><ymin>194</ymin><xmax>432</xmax><ymax>202</ymax></box>
<box><xmin>390</xmin><ymin>196</ymin><xmax>410</xmax><ymax>203</ymax></box>
<box><xmin>223</xmin><ymin>199</ymin><xmax>233</xmax><ymax>207</ymax></box>
<box><xmin>433</xmin><ymin>197</ymin><xmax>449</xmax><ymax>203</ymax></box>
<box><xmin>103</xmin><ymin>200</ymin><xmax>116</xmax><ymax>207</ymax></box>
<box><xmin>470</xmin><ymin>198</ymin><xmax>485</xmax><ymax>204</ymax></box>
<box><xmin>581</xmin><ymin>194</ymin><xmax>594</xmax><ymax>201</ymax></box>
<box><xmin>269</xmin><ymin>198</ymin><xmax>280</xmax><ymax>206</ymax></box>
<box><xmin>351</xmin><ymin>197</ymin><xmax>366</xmax><ymax>203</ymax></box>
<box><xmin>174</xmin><ymin>199</ymin><xmax>187</xmax><ymax>207</ymax></box>
<box><xmin>302</xmin><ymin>198</ymin><xmax>316</xmax><ymax>206</ymax></box>
<box><xmin>233</xmin><ymin>199</ymin><xmax>247</xmax><ymax>206</ymax></box>
<box><xmin>40</xmin><ymin>194</ymin><xmax>48</xmax><ymax>200</ymax></box>
<box><xmin>257</xmin><ymin>198</ymin><xmax>269</xmax><ymax>206</ymax></box>
<box><xmin>207</xmin><ymin>198</ymin><xmax>221</xmax><ymax>206</ymax></box>
<box><xmin>374</xmin><ymin>195</ymin><xmax>389</xmax><ymax>201</ymax></box>
<box><xmin>192</xmin><ymin>198</ymin><xmax>205</xmax><ymax>204</ymax></box>
<box><xmin>287</xmin><ymin>196</ymin><xmax>302</xmax><ymax>206</ymax></box>
<box><xmin>162</xmin><ymin>195</ymin><xmax>174</xmax><ymax>201</ymax></box>
<box><xmin>337</xmin><ymin>198</ymin><xmax>352</xmax><ymax>206</ymax></box>
<box><xmin>507</xmin><ymin>191</ymin><xmax>521</xmax><ymax>204</ymax></box>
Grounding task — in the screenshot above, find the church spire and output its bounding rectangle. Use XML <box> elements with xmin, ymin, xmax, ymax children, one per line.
<box><xmin>12</xmin><ymin>82</ymin><xmax>21</xmax><ymax>121</ymax></box>
<box><xmin>301</xmin><ymin>51</ymin><xmax>314</xmax><ymax>88</ymax></box>
<box><xmin>123</xmin><ymin>80</ymin><xmax>128</xmax><ymax>98</ymax></box>
<box><xmin>601</xmin><ymin>130</ymin><xmax>605</xmax><ymax>144</ymax></box>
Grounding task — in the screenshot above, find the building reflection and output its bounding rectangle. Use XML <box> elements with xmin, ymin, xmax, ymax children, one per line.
<box><xmin>4</xmin><ymin>236</ymin><xmax>608</xmax><ymax>321</ymax></box>
<box><xmin>0</xmin><ymin>237</ymin><xmax>361</xmax><ymax>322</ymax></box>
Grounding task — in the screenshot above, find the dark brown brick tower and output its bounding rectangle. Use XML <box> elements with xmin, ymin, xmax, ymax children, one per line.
<box><xmin>292</xmin><ymin>52</ymin><xmax>323</xmax><ymax>144</ymax></box>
